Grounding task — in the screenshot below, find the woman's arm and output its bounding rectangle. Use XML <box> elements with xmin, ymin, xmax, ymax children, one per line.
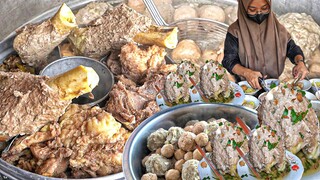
<box><xmin>286</xmin><ymin>39</ymin><xmax>309</xmax><ymax>79</ymax></box>
<box><xmin>222</xmin><ymin>32</ymin><xmax>262</xmax><ymax>89</ymax></box>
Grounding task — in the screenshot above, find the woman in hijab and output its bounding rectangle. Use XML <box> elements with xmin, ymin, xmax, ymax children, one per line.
<box><xmin>222</xmin><ymin>0</ymin><xmax>309</xmax><ymax>89</ymax></box>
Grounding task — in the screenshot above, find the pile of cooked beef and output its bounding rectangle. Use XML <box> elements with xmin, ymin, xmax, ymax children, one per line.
<box><xmin>0</xmin><ymin>71</ymin><xmax>70</xmax><ymax>137</ymax></box>
<box><xmin>105</xmin><ymin>43</ymin><xmax>176</xmax><ymax>130</ymax></box>
<box><xmin>2</xmin><ymin>104</ymin><xmax>130</xmax><ymax>178</ymax></box>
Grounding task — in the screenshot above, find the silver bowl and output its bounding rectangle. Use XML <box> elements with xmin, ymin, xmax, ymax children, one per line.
<box><xmin>123</xmin><ymin>103</ymin><xmax>258</xmax><ymax>179</ymax></box>
<box><xmin>40</xmin><ymin>56</ymin><xmax>114</xmax><ymax>106</ymax></box>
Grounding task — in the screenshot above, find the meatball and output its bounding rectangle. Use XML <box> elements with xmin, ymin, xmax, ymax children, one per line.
<box><xmin>142</xmin><ymin>155</ymin><xmax>150</xmax><ymax>167</ymax></box>
<box><xmin>174</xmin><ymin>5</ymin><xmax>198</xmax><ymax>22</ymax></box>
<box><xmin>184</xmin><ymin>125</ymin><xmax>194</xmax><ymax>132</ymax></box>
<box><xmin>184</xmin><ymin>152</ymin><xmax>193</xmax><ymax>161</ymax></box>
<box><xmin>178</xmin><ymin>132</ymin><xmax>196</xmax><ymax>151</ymax></box>
<box><xmin>147</xmin><ymin>128</ymin><xmax>168</xmax><ymax>151</ymax></box>
<box><xmin>195</xmin><ymin>132</ymin><xmax>209</xmax><ymax>147</ymax></box>
<box><xmin>166</xmin><ymin>127</ymin><xmax>185</xmax><ymax>146</ymax></box>
<box><xmin>141</xmin><ymin>173</ymin><xmax>158</xmax><ymax>180</ymax></box>
<box><xmin>186</xmin><ymin>120</ymin><xmax>199</xmax><ymax>126</ymax></box>
<box><xmin>145</xmin><ymin>154</ymin><xmax>172</xmax><ymax>176</ymax></box>
<box><xmin>175</xmin><ymin>159</ymin><xmax>186</xmax><ymax>172</ymax></box>
<box><xmin>198</xmin><ymin>5</ymin><xmax>226</xmax><ymax>23</ymax></box>
<box><xmin>165</xmin><ymin>169</ymin><xmax>180</xmax><ymax>180</ymax></box>
<box><xmin>174</xmin><ymin>149</ymin><xmax>186</xmax><ymax>160</ymax></box>
<box><xmin>128</xmin><ymin>0</ymin><xmax>145</xmax><ymax>13</ymax></box>
<box><xmin>205</xmin><ymin>141</ymin><xmax>213</xmax><ymax>152</ymax></box>
<box><xmin>161</xmin><ymin>144</ymin><xmax>175</xmax><ymax>158</ymax></box>
<box><xmin>182</xmin><ymin>159</ymin><xmax>200</xmax><ymax>180</ymax></box>
<box><xmin>193</xmin><ymin>121</ymin><xmax>208</xmax><ymax>135</ymax></box>
<box><xmin>193</xmin><ymin>149</ymin><xmax>202</xmax><ymax>161</ymax></box>
<box><xmin>171</xmin><ymin>39</ymin><xmax>202</xmax><ymax>64</ymax></box>
<box><xmin>224</xmin><ymin>5</ymin><xmax>238</xmax><ymax>25</ymax></box>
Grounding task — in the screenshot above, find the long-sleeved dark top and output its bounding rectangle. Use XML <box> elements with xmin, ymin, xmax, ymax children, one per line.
<box><xmin>222</xmin><ymin>32</ymin><xmax>304</xmax><ymax>75</ymax></box>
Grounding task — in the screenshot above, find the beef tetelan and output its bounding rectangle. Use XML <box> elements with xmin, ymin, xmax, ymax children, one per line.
<box><xmin>0</xmin><ymin>66</ymin><xmax>99</xmax><ymax>137</ymax></box>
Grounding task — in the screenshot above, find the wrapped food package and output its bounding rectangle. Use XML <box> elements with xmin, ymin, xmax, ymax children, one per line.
<box><xmin>13</xmin><ymin>3</ymin><xmax>77</xmax><ymax>68</ymax></box>
<box><xmin>69</xmin><ymin>4</ymin><xmax>152</xmax><ymax>59</ymax></box>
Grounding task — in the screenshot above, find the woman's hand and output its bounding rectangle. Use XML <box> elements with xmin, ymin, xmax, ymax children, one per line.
<box><xmin>292</xmin><ymin>61</ymin><xmax>309</xmax><ymax>80</ymax></box>
<box><xmin>243</xmin><ymin>69</ymin><xmax>263</xmax><ymax>89</ymax></box>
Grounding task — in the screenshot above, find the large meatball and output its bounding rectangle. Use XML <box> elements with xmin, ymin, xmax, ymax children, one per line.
<box><xmin>182</xmin><ymin>159</ymin><xmax>200</xmax><ymax>180</ymax></box>
<box><xmin>165</xmin><ymin>127</ymin><xmax>185</xmax><ymax>146</ymax></box>
<box><xmin>145</xmin><ymin>154</ymin><xmax>172</xmax><ymax>176</ymax></box>
<box><xmin>141</xmin><ymin>173</ymin><xmax>158</xmax><ymax>180</ymax></box>
<box><xmin>178</xmin><ymin>131</ymin><xmax>196</xmax><ymax>151</ymax></box>
<box><xmin>174</xmin><ymin>5</ymin><xmax>198</xmax><ymax>22</ymax></box>
<box><xmin>198</xmin><ymin>5</ymin><xmax>226</xmax><ymax>23</ymax></box>
<box><xmin>172</xmin><ymin>39</ymin><xmax>201</xmax><ymax>64</ymax></box>
<box><xmin>147</xmin><ymin>128</ymin><xmax>168</xmax><ymax>151</ymax></box>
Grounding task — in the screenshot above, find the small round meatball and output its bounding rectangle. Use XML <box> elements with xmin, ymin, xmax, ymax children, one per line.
<box><xmin>147</xmin><ymin>128</ymin><xmax>168</xmax><ymax>151</ymax></box>
<box><xmin>193</xmin><ymin>149</ymin><xmax>202</xmax><ymax>161</ymax></box>
<box><xmin>185</xmin><ymin>120</ymin><xmax>199</xmax><ymax>126</ymax></box>
<box><xmin>165</xmin><ymin>169</ymin><xmax>181</xmax><ymax>180</ymax></box>
<box><xmin>178</xmin><ymin>132</ymin><xmax>196</xmax><ymax>151</ymax></box>
<box><xmin>192</xmin><ymin>121</ymin><xmax>208</xmax><ymax>135</ymax></box>
<box><xmin>198</xmin><ymin>5</ymin><xmax>226</xmax><ymax>23</ymax></box>
<box><xmin>184</xmin><ymin>125</ymin><xmax>194</xmax><ymax>132</ymax></box>
<box><xmin>195</xmin><ymin>133</ymin><xmax>209</xmax><ymax>147</ymax></box>
<box><xmin>174</xmin><ymin>149</ymin><xmax>186</xmax><ymax>160</ymax></box>
<box><xmin>184</xmin><ymin>152</ymin><xmax>193</xmax><ymax>161</ymax></box>
<box><xmin>128</xmin><ymin>0</ymin><xmax>145</xmax><ymax>13</ymax></box>
<box><xmin>161</xmin><ymin>144</ymin><xmax>175</xmax><ymax>158</ymax></box>
<box><xmin>142</xmin><ymin>155</ymin><xmax>150</xmax><ymax>167</ymax></box>
<box><xmin>172</xmin><ymin>40</ymin><xmax>201</xmax><ymax>64</ymax></box>
<box><xmin>205</xmin><ymin>141</ymin><xmax>213</xmax><ymax>152</ymax></box>
<box><xmin>166</xmin><ymin>127</ymin><xmax>185</xmax><ymax>146</ymax></box>
<box><xmin>182</xmin><ymin>159</ymin><xmax>200</xmax><ymax>180</ymax></box>
<box><xmin>146</xmin><ymin>154</ymin><xmax>172</xmax><ymax>176</ymax></box>
<box><xmin>141</xmin><ymin>173</ymin><xmax>158</xmax><ymax>180</ymax></box>
<box><xmin>175</xmin><ymin>159</ymin><xmax>186</xmax><ymax>172</ymax></box>
<box><xmin>174</xmin><ymin>5</ymin><xmax>198</xmax><ymax>22</ymax></box>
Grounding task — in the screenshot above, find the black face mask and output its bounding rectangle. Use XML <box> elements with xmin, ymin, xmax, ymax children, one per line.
<box><xmin>247</xmin><ymin>12</ymin><xmax>269</xmax><ymax>24</ymax></box>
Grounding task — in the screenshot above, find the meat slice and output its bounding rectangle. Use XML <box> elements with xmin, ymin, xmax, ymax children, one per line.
<box><xmin>258</xmin><ymin>85</ymin><xmax>319</xmax><ymax>159</ymax></box>
<box><xmin>69</xmin><ymin>4</ymin><xmax>152</xmax><ymax>59</ymax></box>
<box><xmin>249</xmin><ymin>125</ymin><xmax>287</xmax><ymax>174</ymax></box>
<box><xmin>120</xmin><ymin>43</ymin><xmax>166</xmax><ymax>84</ymax></box>
<box><xmin>0</xmin><ymin>72</ymin><xmax>70</xmax><ymax>137</ymax></box>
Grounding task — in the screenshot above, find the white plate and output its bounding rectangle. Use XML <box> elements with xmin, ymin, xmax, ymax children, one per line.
<box><xmin>296</xmin><ymin>79</ymin><xmax>312</xmax><ymax>91</ymax></box>
<box><xmin>190</xmin><ymin>81</ymin><xmax>245</xmax><ymax>105</ymax></box>
<box><xmin>238</xmin><ymin>81</ymin><xmax>259</xmax><ymax>95</ymax></box>
<box><xmin>237</xmin><ymin>150</ymin><xmax>304</xmax><ymax>180</ymax></box>
<box><xmin>309</xmin><ymin>78</ymin><xmax>320</xmax><ymax>93</ymax></box>
<box><xmin>242</xmin><ymin>95</ymin><xmax>260</xmax><ymax>110</ymax></box>
<box><xmin>305</xmin><ymin>91</ymin><xmax>317</xmax><ymax>100</ymax></box>
<box><xmin>264</xmin><ymin>79</ymin><xmax>280</xmax><ymax>91</ymax></box>
<box><xmin>156</xmin><ymin>89</ymin><xmax>195</xmax><ymax>110</ymax></box>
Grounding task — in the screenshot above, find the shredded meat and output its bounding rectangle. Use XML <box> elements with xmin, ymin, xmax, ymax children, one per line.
<box><xmin>0</xmin><ymin>71</ymin><xmax>70</xmax><ymax>137</ymax></box>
